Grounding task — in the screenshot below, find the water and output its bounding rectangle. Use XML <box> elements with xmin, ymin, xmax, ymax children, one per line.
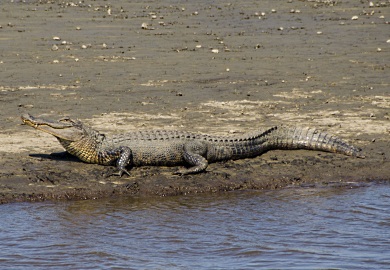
<box><xmin>1</xmin><ymin>183</ymin><xmax>389</xmax><ymax>270</ymax></box>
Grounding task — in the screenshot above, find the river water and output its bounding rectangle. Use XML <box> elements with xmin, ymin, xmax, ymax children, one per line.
<box><xmin>1</xmin><ymin>182</ymin><xmax>389</xmax><ymax>269</ymax></box>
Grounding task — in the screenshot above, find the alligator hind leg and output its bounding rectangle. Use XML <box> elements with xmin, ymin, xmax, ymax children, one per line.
<box><xmin>174</xmin><ymin>142</ymin><xmax>208</xmax><ymax>175</ymax></box>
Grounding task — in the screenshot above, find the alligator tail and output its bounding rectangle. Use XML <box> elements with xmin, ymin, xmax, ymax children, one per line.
<box><xmin>270</xmin><ymin>126</ymin><xmax>365</xmax><ymax>158</ymax></box>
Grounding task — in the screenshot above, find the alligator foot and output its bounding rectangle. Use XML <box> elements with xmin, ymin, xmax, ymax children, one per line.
<box><xmin>104</xmin><ymin>168</ymin><xmax>131</xmax><ymax>178</ymax></box>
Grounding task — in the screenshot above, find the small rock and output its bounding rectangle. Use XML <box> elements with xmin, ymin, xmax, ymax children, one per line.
<box><xmin>211</xmin><ymin>49</ymin><xmax>219</xmax><ymax>53</ymax></box>
<box><xmin>18</xmin><ymin>104</ymin><xmax>34</xmax><ymax>108</ymax></box>
<box><xmin>53</xmin><ymin>36</ymin><xmax>61</xmax><ymax>41</ymax></box>
<box><xmin>51</xmin><ymin>45</ymin><xmax>59</xmax><ymax>51</ymax></box>
<box><xmin>351</xmin><ymin>15</ymin><xmax>359</xmax><ymax>20</ymax></box>
<box><xmin>141</xmin><ymin>22</ymin><xmax>154</xmax><ymax>30</ymax></box>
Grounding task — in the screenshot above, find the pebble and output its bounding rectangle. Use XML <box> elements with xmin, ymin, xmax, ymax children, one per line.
<box><xmin>377</xmin><ymin>48</ymin><xmax>382</xmax><ymax>52</ymax></box>
<box><xmin>211</xmin><ymin>49</ymin><xmax>219</xmax><ymax>53</ymax></box>
<box><xmin>141</xmin><ymin>22</ymin><xmax>154</xmax><ymax>30</ymax></box>
<box><xmin>53</xmin><ymin>36</ymin><xmax>61</xmax><ymax>41</ymax></box>
<box><xmin>18</xmin><ymin>104</ymin><xmax>34</xmax><ymax>108</ymax></box>
<box><xmin>51</xmin><ymin>44</ymin><xmax>59</xmax><ymax>51</ymax></box>
<box><xmin>351</xmin><ymin>16</ymin><xmax>359</xmax><ymax>20</ymax></box>
<box><xmin>53</xmin><ymin>60</ymin><xmax>59</xmax><ymax>63</ymax></box>
<box><xmin>81</xmin><ymin>44</ymin><xmax>92</xmax><ymax>49</ymax></box>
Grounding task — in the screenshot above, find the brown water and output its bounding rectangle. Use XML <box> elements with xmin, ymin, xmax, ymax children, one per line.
<box><xmin>1</xmin><ymin>182</ymin><xmax>389</xmax><ymax>269</ymax></box>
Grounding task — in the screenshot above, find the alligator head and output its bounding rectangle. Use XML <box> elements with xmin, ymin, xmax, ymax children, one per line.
<box><xmin>21</xmin><ymin>113</ymin><xmax>86</xmax><ymax>141</ymax></box>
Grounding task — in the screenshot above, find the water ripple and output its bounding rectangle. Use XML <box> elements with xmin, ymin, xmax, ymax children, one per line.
<box><xmin>0</xmin><ymin>183</ymin><xmax>389</xmax><ymax>269</ymax></box>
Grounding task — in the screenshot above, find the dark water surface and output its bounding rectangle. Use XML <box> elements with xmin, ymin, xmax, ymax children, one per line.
<box><xmin>1</xmin><ymin>183</ymin><xmax>389</xmax><ymax>269</ymax></box>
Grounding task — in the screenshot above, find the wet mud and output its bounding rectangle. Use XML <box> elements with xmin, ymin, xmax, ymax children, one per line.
<box><xmin>0</xmin><ymin>0</ymin><xmax>389</xmax><ymax>203</ymax></box>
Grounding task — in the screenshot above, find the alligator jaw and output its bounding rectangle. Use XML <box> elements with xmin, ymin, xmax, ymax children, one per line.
<box><xmin>21</xmin><ymin>113</ymin><xmax>84</xmax><ymax>141</ymax></box>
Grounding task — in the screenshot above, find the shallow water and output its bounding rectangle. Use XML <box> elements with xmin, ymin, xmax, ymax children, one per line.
<box><xmin>1</xmin><ymin>183</ymin><xmax>389</xmax><ymax>269</ymax></box>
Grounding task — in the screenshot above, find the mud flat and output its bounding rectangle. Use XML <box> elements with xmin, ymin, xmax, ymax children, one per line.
<box><xmin>0</xmin><ymin>0</ymin><xmax>389</xmax><ymax>203</ymax></box>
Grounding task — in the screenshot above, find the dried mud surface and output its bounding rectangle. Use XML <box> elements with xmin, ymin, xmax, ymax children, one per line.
<box><xmin>0</xmin><ymin>0</ymin><xmax>389</xmax><ymax>203</ymax></box>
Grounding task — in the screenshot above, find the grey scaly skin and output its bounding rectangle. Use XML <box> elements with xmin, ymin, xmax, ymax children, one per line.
<box><xmin>21</xmin><ymin>113</ymin><xmax>364</xmax><ymax>176</ymax></box>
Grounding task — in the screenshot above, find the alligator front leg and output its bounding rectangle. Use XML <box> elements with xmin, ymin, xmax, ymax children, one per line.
<box><xmin>103</xmin><ymin>146</ymin><xmax>133</xmax><ymax>177</ymax></box>
<box><xmin>174</xmin><ymin>142</ymin><xmax>208</xmax><ymax>175</ymax></box>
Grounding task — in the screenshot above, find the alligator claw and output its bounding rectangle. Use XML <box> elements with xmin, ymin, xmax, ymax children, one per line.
<box><xmin>105</xmin><ymin>168</ymin><xmax>131</xmax><ymax>177</ymax></box>
<box><xmin>173</xmin><ymin>170</ymin><xmax>184</xmax><ymax>176</ymax></box>
<box><xmin>115</xmin><ymin>169</ymin><xmax>131</xmax><ymax>177</ymax></box>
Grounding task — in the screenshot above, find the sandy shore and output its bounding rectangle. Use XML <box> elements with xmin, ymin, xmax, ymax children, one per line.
<box><xmin>0</xmin><ymin>0</ymin><xmax>389</xmax><ymax>203</ymax></box>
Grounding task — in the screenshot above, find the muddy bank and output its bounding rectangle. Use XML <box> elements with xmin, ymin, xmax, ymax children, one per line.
<box><xmin>0</xmin><ymin>0</ymin><xmax>389</xmax><ymax>203</ymax></box>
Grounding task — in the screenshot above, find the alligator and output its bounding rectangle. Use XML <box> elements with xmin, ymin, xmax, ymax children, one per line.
<box><xmin>21</xmin><ymin>113</ymin><xmax>364</xmax><ymax>176</ymax></box>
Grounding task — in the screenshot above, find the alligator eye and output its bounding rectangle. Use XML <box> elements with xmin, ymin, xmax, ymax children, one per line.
<box><xmin>59</xmin><ymin>117</ymin><xmax>72</xmax><ymax>123</ymax></box>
